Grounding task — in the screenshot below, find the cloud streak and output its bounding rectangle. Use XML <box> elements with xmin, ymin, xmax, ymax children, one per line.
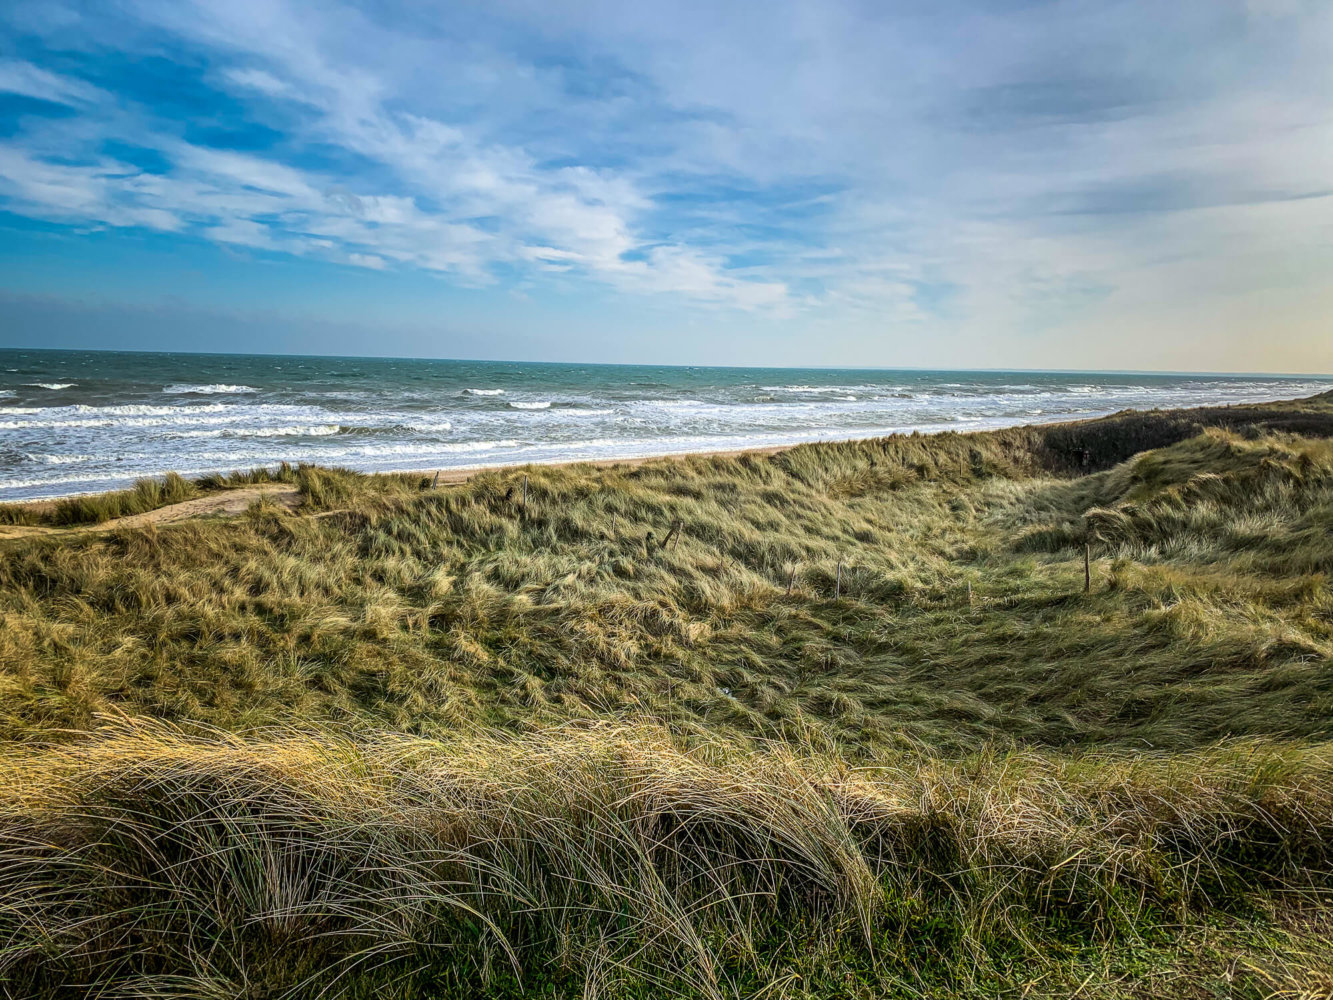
<box><xmin>0</xmin><ymin>0</ymin><xmax>1330</xmax><ymax>366</ymax></box>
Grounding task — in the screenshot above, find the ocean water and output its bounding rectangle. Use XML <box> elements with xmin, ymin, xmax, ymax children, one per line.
<box><xmin>0</xmin><ymin>349</ymin><xmax>1328</xmax><ymax>502</ymax></box>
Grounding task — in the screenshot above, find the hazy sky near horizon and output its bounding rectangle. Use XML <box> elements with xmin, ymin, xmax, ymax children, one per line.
<box><xmin>0</xmin><ymin>0</ymin><xmax>1330</xmax><ymax>371</ymax></box>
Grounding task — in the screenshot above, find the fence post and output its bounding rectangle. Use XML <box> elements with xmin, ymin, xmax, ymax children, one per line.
<box><xmin>835</xmin><ymin>559</ymin><xmax>842</xmax><ymax>600</ymax></box>
<box><xmin>661</xmin><ymin>519</ymin><xmax>683</xmax><ymax>551</ymax></box>
<box><xmin>432</xmin><ymin>470</ymin><xmax>440</xmax><ymax>489</ymax></box>
<box><xmin>521</xmin><ymin>475</ymin><xmax>528</xmax><ymax>518</ymax></box>
<box><xmin>787</xmin><ymin>566</ymin><xmax>796</xmax><ymax>595</ymax></box>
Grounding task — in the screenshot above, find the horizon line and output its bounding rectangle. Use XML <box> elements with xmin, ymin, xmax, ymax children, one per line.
<box><xmin>1</xmin><ymin>345</ymin><xmax>1330</xmax><ymax>381</ymax></box>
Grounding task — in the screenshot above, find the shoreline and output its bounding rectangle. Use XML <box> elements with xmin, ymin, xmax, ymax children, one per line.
<box><xmin>7</xmin><ymin>388</ymin><xmax>1331</xmax><ymax>507</ymax></box>
<box><xmin>0</xmin><ymin>407</ymin><xmax>1151</xmax><ymax>506</ymax></box>
<box><xmin>6</xmin><ymin>443</ymin><xmax>803</xmax><ymax>512</ymax></box>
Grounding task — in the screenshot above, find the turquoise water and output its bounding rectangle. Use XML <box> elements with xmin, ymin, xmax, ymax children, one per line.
<box><xmin>0</xmin><ymin>349</ymin><xmax>1328</xmax><ymax>501</ymax></box>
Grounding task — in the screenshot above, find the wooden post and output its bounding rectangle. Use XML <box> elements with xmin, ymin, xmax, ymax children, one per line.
<box><xmin>661</xmin><ymin>519</ymin><xmax>683</xmax><ymax>551</ymax></box>
<box><xmin>787</xmin><ymin>567</ymin><xmax>796</xmax><ymax>595</ymax></box>
<box><xmin>431</xmin><ymin>470</ymin><xmax>440</xmax><ymax>489</ymax></box>
<box><xmin>967</xmin><ymin>580</ymin><xmax>973</xmax><ymax>605</ymax></box>
<box><xmin>1084</xmin><ymin>540</ymin><xmax>1091</xmax><ymax>593</ymax></box>
<box><xmin>521</xmin><ymin>475</ymin><xmax>528</xmax><ymax>517</ymax></box>
<box><xmin>835</xmin><ymin>560</ymin><xmax>842</xmax><ymax>599</ymax></box>
<box><xmin>611</xmin><ymin>513</ymin><xmax>616</xmax><ymax>536</ymax></box>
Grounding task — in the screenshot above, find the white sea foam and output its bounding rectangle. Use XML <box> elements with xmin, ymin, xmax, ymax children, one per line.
<box><xmin>191</xmin><ymin>439</ymin><xmax>524</xmax><ymax>464</ymax></box>
<box><xmin>23</xmin><ymin>453</ymin><xmax>96</xmax><ymax>465</ymax></box>
<box><xmin>760</xmin><ymin>385</ymin><xmax>867</xmax><ymax>393</ymax></box>
<box><xmin>163</xmin><ymin>384</ymin><xmax>258</xmax><ymax>394</ymax></box>
<box><xmin>0</xmin><ymin>402</ymin><xmax>320</xmax><ymax>430</ymax></box>
<box><xmin>2</xmin><ymin>363</ymin><xmax>1330</xmax><ymax>503</ymax></box>
<box><xmin>0</xmin><ymin>403</ymin><xmax>229</xmax><ymax>418</ymax></box>
<box><xmin>0</xmin><ymin>471</ymin><xmax>145</xmax><ymax>492</ymax></box>
<box><xmin>429</xmin><ymin>439</ymin><xmax>522</xmax><ymax>453</ymax></box>
<box><xmin>23</xmin><ymin>383</ymin><xmax>76</xmax><ymax>390</ymax></box>
<box><xmin>168</xmin><ymin>424</ymin><xmax>342</xmax><ymax>439</ymax></box>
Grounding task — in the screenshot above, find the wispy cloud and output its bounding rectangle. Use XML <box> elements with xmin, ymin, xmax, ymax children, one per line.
<box><xmin>0</xmin><ymin>0</ymin><xmax>1330</xmax><ymax>365</ymax></box>
<box><xmin>0</xmin><ymin>0</ymin><xmax>793</xmax><ymax>308</ymax></box>
<box><xmin>0</xmin><ymin>59</ymin><xmax>109</xmax><ymax>106</ymax></box>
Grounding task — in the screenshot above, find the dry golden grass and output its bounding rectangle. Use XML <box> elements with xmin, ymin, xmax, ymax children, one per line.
<box><xmin>3</xmin><ymin>392</ymin><xmax>1333</xmax><ymax>996</ymax></box>
<box><xmin>4</xmin><ymin>719</ymin><xmax>1332</xmax><ymax>998</ymax></box>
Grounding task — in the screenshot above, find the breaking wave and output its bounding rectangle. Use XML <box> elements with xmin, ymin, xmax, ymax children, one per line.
<box><xmin>167</xmin><ymin>425</ymin><xmax>343</xmax><ymax>439</ymax></box>
<box><xmin>163</xmin><ymin>384</ymin><xmax>258</xmax><ymax>394</ymax></box>
<box><xmin>2</xmin><ymin>353</ymin><xmax>1330</xmax><ymax>502</ymax></box>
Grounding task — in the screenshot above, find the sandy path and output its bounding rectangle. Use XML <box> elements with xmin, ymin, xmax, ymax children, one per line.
<box><xmin>0</xmin><ymin>485</ymin><xmax>301</xmax><ymax>539</ymax></box>
<box><xmin>0</xmin><ymin>445</ymin><xmax>797</xmax><ymax>540</ymax></box>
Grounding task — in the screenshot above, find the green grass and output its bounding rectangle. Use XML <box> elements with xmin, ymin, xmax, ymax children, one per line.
<box><xmin>0</xmin><ymin>464</ymin><xmax>311</xmax><ymax>527</ymax></box>
<box><xmin>2</xmin><ymin>392</ymin><xmax>1333</xmax><ymax>996</ymax></box>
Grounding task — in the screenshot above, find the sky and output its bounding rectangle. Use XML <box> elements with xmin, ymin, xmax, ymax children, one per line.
<box><xmin>0</xmin><ymin>0</ymin><xmax>1329</xmax><ymax>371</ymax></box>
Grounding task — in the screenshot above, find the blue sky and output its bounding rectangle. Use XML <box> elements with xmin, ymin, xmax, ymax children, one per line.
<box><xmin>0</xmin><ymin>0</ymin><xmax>1330</xmax><ymax>370</ymax></box>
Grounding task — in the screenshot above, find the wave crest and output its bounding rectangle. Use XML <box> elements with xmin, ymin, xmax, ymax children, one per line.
<box><xmin>163</xmin><ymin>384</ymin><xmax>258</xmax><ymax>394</ymax></box>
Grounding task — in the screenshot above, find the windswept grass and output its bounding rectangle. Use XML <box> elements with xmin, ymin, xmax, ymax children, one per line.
<box><xmin>0</xmin><ymin>466</ymin><xmax>308</xmax><ymax>527</ymax></box>
<box><xmin>3</xmin><ymin>720</ymin><xmax>1332</xmax><ymax>998</ymax></box>
<box><xmin>2</xmin><ymin>393</ymin><xmax>1333</xmax><ymax>995</ymax></box>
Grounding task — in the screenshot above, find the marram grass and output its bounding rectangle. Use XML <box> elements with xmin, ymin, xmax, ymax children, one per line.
<box><xmin>2</xmin><ymin>393</ymin><xmax>1333</xmax><ymax>996</ymax></box>
<box><xmin>3</xmin><ymin>720</ymin><xmax>1332</xmax><ymax>998</ymax></box>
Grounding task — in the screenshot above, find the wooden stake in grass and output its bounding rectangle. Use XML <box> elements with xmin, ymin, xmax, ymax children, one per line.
<box><xmin>787</xmin><ymin>566</ymin><xmax>797</xmax><ymax>595</ymax></box>
<box><xmin>521</xmin><ymin>475</ymin><xmax>528</xmax><ymax>518</ymax></box>
<box><xmin>431</xmin><ymin>470</ymin><xmax>440</xmax><ymax>489</ymax></box>
<box><xmin>661</xmin><ymin>519</ymin><xmax>683</xmax><ymax>551</ymax></box>
<box><xmin>835</xmin><ymin>559</ymin><xmax>843</xmax><ymax>600</ymax></box>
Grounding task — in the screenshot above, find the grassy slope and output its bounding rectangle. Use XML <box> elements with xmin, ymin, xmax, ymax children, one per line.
<box><xmin>3</xmin><ymin>393</ymin><xmax>1333</xmax><ymax>997</ymax></box>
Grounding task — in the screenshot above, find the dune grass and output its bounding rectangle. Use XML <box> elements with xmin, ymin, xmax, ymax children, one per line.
<box><xmin>2</xmin><ymin>393</ymin><xmax>1333</xmax><ymax>995</ymax></box>
<box><xmin>0</xmin><ymin>465</ymin><xmax>312</xmax><ymax>527</ymax></box>
<box><xmin>4</xmin><ymin>721</ymin><xmax>1332</xmax><ymax>998</ymax></box>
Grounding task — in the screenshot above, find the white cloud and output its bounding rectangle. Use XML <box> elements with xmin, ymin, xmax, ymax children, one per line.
<box><xmin>0</xmin><ymin>1</ymin><xmax>790</xmax><ymax>311</ymax></box>
<box><xmin>0</xmin><ymin>59</ymin><xmax>108</xmax><ymax>106</ymax></box>
<box><xmin>221</xmin><ymin>66</ymin><xmax>296</xmax><ymax>98</ymax></box>
<box><xmin>346</xmin><ymin>252</ymin><xmax>387</xmax><ymax>269</ymax></box>
<box><xmin>1</xmin><ymin>0</ymin><xmax>1332</xmax><ymax>364</ymax></box>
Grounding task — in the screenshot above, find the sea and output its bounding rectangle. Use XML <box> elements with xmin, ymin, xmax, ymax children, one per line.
<box><xmin>0</xmin><ymin>349</ymin><xmax>1329</xmax><ymax>502</ymax></box>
